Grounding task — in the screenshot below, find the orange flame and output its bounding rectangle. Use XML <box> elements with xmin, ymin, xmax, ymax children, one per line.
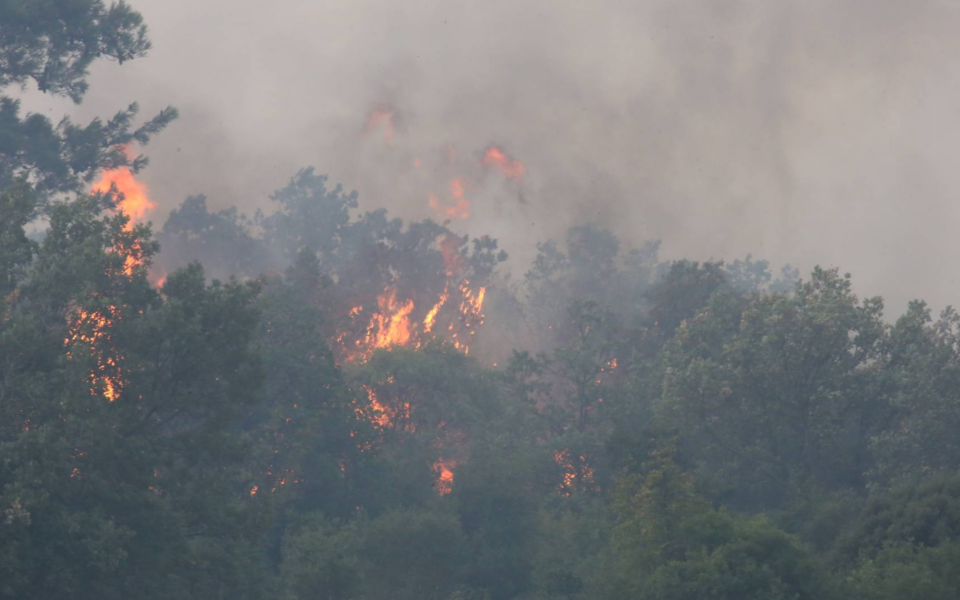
<box><xmin>453</xmin><ymin>281</ymin><xmax>485</xmax><ymax>354</ymax></box>
<box><xmin>67</xmin><ymin>152</ymin><xmax>158</xmax><ymax>403</ymax></box>
<box><xmin>362</xmin><ymin>385</ymin><xmax>394</xmax><ymax>430</ymax></box>
<box><xmin>333</xmin><ymin>238</ymin><xmax>489</xmax><ymax>362</ymax></box>
<box><xmin>65</xmin><ymin>305</ymin><xmax>123</xmax><ymax>401</ymax></box>
<box><xmin>554</xmin><ymin>450</ymin><xmax>596</xmax><ymax>496</ymax></box>
<box><xmin>433</xmin><ymin>458</ymin><xmax>457</xmax><ymax>495</ymax></box>
<box><xmin>423</xmin><ymin>284</ymin><xmax>449</xmax><ymax>334</ymax></box>
<box><xmin>365</xmin><ymin>289</ymin><xmax>415</xmax><ymax>351</ymax></box>
<box><xmin>483</xmin><ymin>146</ymin><xmax>525</xmax><ymax>181</ymax></box>
<box><xmin>429</xmin><ymin>178</ymin><xmax>470</xmax><ymax>221</ymax></box>
<box><xmin>92</xmin><ymin>164</ymin><xmax>156</xmax><ymax>230</ymax></box>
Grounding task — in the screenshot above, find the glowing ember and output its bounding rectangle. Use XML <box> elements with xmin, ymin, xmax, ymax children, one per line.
<box><xmin>362</xmin><ymin>385</ymin><xmax>393</xmax><ymax>430</ymax></box>
<box><xmin>64</xmin><ymin>305</ymin><xmax>123</xmax><ymax>401</ymax></box>
<box><xmin>433</xmin><ymin>458</ymin><xmax>457</xmax><ymax>495</ymax></box>
<box><xmin>554</xmin><ymin>450</ymin><xmax>596</xmax><ymax>496</ymax></box>
<box><xmin>483</xmin><ymin>146</ymin><xmax>525</xmax><ymax>181</ymax></box>
<box><xmin>556</xmin><ymin>451</ymin><xmax>576</xmax><ymax>494</ymax></box>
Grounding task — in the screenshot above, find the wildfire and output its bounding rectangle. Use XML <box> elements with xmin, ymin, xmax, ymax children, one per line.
<box><xmin>360</xmin><ymin>385</ymin><xmax>395</xmax><ymax>431</ymax></box>
<box><xmin>65</xmin><ymin>151</ymin><xmax>158</xmax><ymax>403</ymax></box>
<box><xmin>362</xmin><ymin>289</ymin><xmax>415</xmax><ymax>353</ymax></box>
<box><xmin>482</xmin><ymin>146</ymin><xmax>525</xmax><ymax>181</ymax></box>
<box><xmin>453</xmin><ymin>281</ymin><xmax>485</xmax><ymax>354</ymax></box>
<box><xmin>91</xmin><ymin>160</ymin><xmax>156</xmax><ymax>230</ymax></box>
<box><xmin>64</xmin><ymin>305</ymin><xmax>123</xmax><ymax>401</ymax></box>
<box><xmin>555</xmin><ymin>450</ymin><xmax>596</xmax><ymax>496</ymax></box>
<box><xmin>428</xmin><ymin>178</ymin><xmax>471</xmax><ymax>221</ymax></box>
<box><xmin>422</xmin><ymin>284</ymin><xmax>449</xmax><ymax>334</ymax></box>
<box><xmin>433</xmin><ymin>458</ymin><xmax>457</xmax><ymax>496</ymax></box>
<box><xmin>339</xmin><ymin>278</ymin><xmax>485</xmax><ymax>362</ymax></box>
<box><xmin>364</xmin><ymin>106</ymin><xmax>397</xmax><ymax>144</ymax></box>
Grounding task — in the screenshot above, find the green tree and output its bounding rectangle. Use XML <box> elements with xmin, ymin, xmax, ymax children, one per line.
<box><xmin>846</xmin><ymin>543</ymin><xmax>960</xmax><ymax>600</ymax></box>
<box><xmin>358</xmin><ymin>508</ymin><xmax>469</xmax><ymax>600</ymax></box>
<box><xmin>870</xmin><ymin>302</ymin><xmax>960</xmax><ymax>485</ymax></box>
<box><xmin>0</xmin><ymin>189</ymin><xmax>272</xmax><ymax>599</ymax></box>
<box><xmin>0</xmin><ymin>0</ymin><xmax>175</xmax><ymax>198</ymax></box>
<box><xmin>835</xmin><ymin>475</ymin><xmax>960</xmax><ymax>563</ymax></box>
<box><xmin>598</xmin><ymin>447</ymin><xmax>835</xmax><ymax>600</ymax></box>
<box><xmin>658</xmin><ymin>267</ymin><xmax>886</xmax><ymax>509</ymax></box>
<box><xmin>281</xmin><ymin>518</ymin><xmax>362</xmax><ymax>600</ymax></box>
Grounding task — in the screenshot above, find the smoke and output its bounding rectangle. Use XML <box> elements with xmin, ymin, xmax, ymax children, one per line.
<box><xmin>17</xmin><ymin>0</ymin><xmax>960</xmax><ymax>314</ymax></box>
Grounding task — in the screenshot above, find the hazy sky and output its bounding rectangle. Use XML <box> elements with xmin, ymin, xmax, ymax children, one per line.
<box><xmin>21</xmin><ymin>0</ymin><xmax>960</xmax><ymax>315</ymax></box>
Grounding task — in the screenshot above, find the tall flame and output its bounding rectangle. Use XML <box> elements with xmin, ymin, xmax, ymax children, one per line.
<box><xmin>91</xmin><ymin>163</ymin><xmax>156</xmax><ymax>230</ymax></box>
<box><xmin>66</xmin><ymin>153</ymin><xmax>157</xmax><ymax>402</ymax></box>
<box><xmin>423</xmin><ymin>284</ymin><xmax>449</xmax><ymax>334</ymax></box>
<box><xmin>365</xmin><ymin>289</ymin><xmax>415</xmax><ymax>351</ymax></box>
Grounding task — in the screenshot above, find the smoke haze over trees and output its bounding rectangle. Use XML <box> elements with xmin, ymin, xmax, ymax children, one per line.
<box><xmin>15</xmin><ymin>0</ymin><xmax>960</xmax><ymax>315</ymax></box>
<box><xmin>4</xmin><ymin>2</ymin><xmax>960</xmax><ymax>599</ymax></box>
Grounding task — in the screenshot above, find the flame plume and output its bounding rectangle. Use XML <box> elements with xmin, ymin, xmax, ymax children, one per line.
<box><xmin>422</xmin><ymin>284</ymin><xmax>449</xmax><ymax>334</ymax></box>
<box><xmin>65</xmin><ymin>154</ymin><xmax>157</xmax><ymax>402</ymax></box>
<box><xmin>91</xmin><ymin>161</ymin><xmax>156</xmax><ymax>229</ymax></box>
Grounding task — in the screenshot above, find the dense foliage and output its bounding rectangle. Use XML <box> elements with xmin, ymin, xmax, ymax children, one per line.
<box><xmin>4</xmin><ymin>4</ymin><xmax>960</xmax><ymax>600</ymax></box>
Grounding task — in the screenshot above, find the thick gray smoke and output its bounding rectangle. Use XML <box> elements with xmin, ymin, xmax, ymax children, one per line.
<box><xmin>18</xmin><ymin>0</ymin><xmax>960</xmax><ymax>314</ymax></box>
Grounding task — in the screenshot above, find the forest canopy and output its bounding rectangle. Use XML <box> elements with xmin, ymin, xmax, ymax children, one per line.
<box><xmin>3</xmin><ymin>3</ymin><xmax>960</xmax><ymax>600</ymax></box>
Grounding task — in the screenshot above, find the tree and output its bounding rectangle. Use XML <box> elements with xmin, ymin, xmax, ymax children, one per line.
<box><xmin>281</xmin><ymin>518</ymin><xmax>362</xmax><ymax>600</ymax></box>
<box><xmin>870</xmin><ymin>302</ymin><xmax>960</xmax><ymax>485</ymax></box>
<box><xmin>646</xmin><ymin>259</ymin><xmax>727</xmax><ymax>339</ymax></box>
<box><xmin>505</xmin><ymin>301</ymin><xmax>623</xmax><ymax>495</ymax></box>
<box><xmin>0</xmin><ymin>180</ymin><xmax>36</xmax><ymax>304</ymax></box>
<box><xmin>1</xmin><ymin>0</ymin><xmax>150</xmax><ymax>101</ymax></box>
<box><xmin>247</xmin><ymin>250</ymin><xmax>368</xmax><ymax>521</ymax></box>
<box><xmin>597</xmin><ymin>447</ymin><xmax>836</xmax><ymax>600</ymax></box>
<box><xmin>158</xmin><ymin>194</ymin><xmax>269</xmax><ymax>280</ymax></box>
<box><xmin>658</xmin><ymin>267</ymin><xmax>887</xmax><ymax>509</ymax></box>
<box><xmin>0</xmin><ymin>0</ymin><xmax>176</xmax><ymax>199</ymax></box>
<box><xmin>345</xmin><ymin>342</ymin><xmax>503</xmax><ymax>510</ymax></box>
<box><xmin>835</xmin><ymin>475</ymin><xmax>960</xmax><ymax>563</ymax></box>
<box><xmin>0</xmin><ymin>188</ymin><xmax>272</xmax><ymax>599</ymax></box>
<box><xmin>846</xmin><ymin>543</ymin><xmax>960</xmax><ymax>600</ymax></box>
